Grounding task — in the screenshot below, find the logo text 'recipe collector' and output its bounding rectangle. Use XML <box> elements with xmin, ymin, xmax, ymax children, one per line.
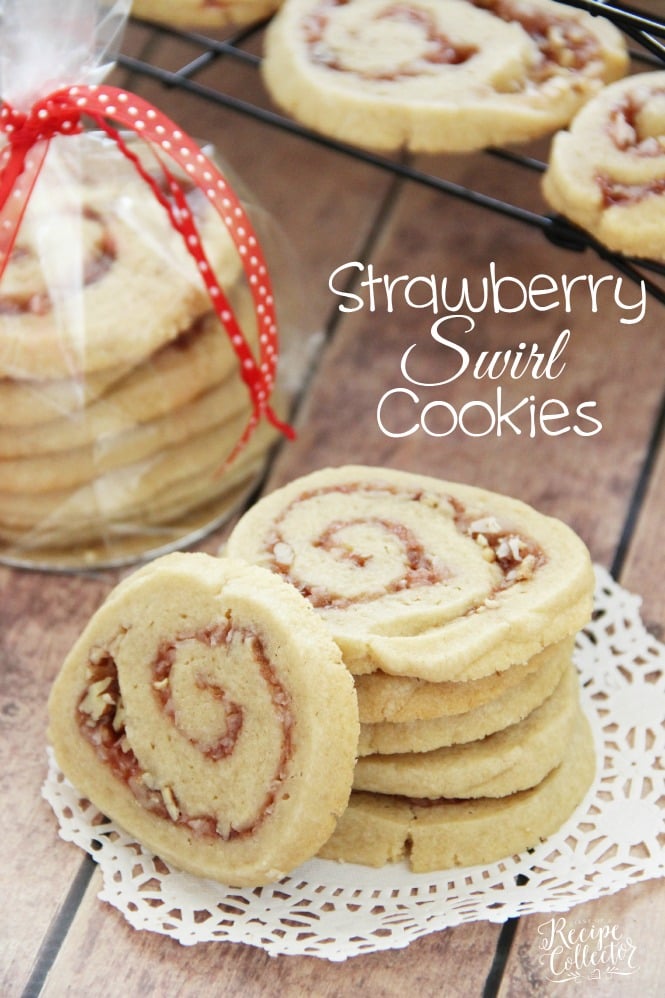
<box><xmin>537</xmin><ymin>916</ymin><xmax>638</xmax><ymax>983</ymax></box>
<box><xmin>328</xmin><ymin>261</ymin><xmax>647</xmax><ymax>441</ymax></box>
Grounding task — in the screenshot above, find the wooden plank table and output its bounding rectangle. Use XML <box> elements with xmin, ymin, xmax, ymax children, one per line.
<box><xmin>2</xmin><ymin>6</ymin><xmax>664</xmax><ymax>995</ymax></box>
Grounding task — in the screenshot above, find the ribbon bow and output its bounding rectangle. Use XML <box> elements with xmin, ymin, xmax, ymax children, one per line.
<box><xmin>0</xmin><ymin>84</ymin><xmax>294</xmax><ymax>463</ymax></box>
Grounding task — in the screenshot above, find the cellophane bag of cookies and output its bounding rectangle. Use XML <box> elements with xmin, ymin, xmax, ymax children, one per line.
<box><xmin>0</xmin><ymin>0</ymin><xmax>305</xmax><ymax>569</ymax></box>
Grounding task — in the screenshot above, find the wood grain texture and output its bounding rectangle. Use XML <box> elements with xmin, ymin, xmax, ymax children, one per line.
<box><xmin>619</xmin><ymin>439</ymin><xmax>665</xmax><ymax>635</ymax></box>
<box><xmin>498</xmin><ymin>880</ymin><xmax>665</xmax><ymax>997</ymax></box>
<box><xmin>41</xmin><ymin>880</ymin><xmax>498</xmax><ymax>997</ymax></box>
<box><xmin>0</xmin><ymin>569</ymin><xmax>117</xmax><ymax>995</ymax></box>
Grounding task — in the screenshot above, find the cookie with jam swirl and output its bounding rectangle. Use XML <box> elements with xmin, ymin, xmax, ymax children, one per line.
<box><xmin>262</xmin><ymin>0</ymin><xmax>627</xmax><ymax>153</ymax></box>
<box><xmin>0</xmin><ymin>133</ymin><xmax>241</xmax><ymax>380</ymax></box>
<box><xmin>543</xmin><ymin>71</ymin><xmax>665</xmax><ymax>262</ymax></box>
<box><xmin>224</xmin><ymin>465</ymin><xmax>595</xmax><ymax>682</ymax></box>
<box><xmin>48</xmin><ymin>552</ymin><xmax>359</xmax><ymax>887</ymax></box>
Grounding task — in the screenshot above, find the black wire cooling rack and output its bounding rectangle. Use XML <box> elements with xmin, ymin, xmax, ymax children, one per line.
<box><xmin>119</xmin><ymin>0</ymin><xmax>665</xmax><ymax>306</ymax></box>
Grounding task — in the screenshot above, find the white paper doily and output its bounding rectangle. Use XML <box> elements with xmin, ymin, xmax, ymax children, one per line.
<box><xmin>43</xmin><ymin>564</ymin><xmax>665</xmax><ymax>961</ymax></box>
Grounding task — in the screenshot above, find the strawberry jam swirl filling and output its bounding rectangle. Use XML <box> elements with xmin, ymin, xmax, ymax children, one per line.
<box><xmin>263</xmin><ymin>481</ymin><xmax>545</xmax><ymax>611</ymax></box>
<box><xmin>0</xmin><ymin>207</ymin><xmax>115</xmax><ymax>316</ymax></box>
<box><xmin>303</xmin><ymin>0</ymin><xmax>599</xmax><ymax>84</ymax></box>
<box><xmin>598</xmin><ymin>92</ymin><xmax>665</xmax><ymax>208</ymax></box>
<box><xmin>153</xmin><ymin>626</ymin><xmax>245</xmax><ymax>762</ymax></box>
<box><xmin>469</xmin><ymin>0</ymin><xmax>600</xmax><ymax>79</ymax></box>
<box><xmin>0</xmin><ymin>182</ymin><xmax>205</xmax><ymax>317</ymax></box>
<box><xmin>76</xmin><ymin>626</ymin><xmax>293</xmax><ymax>840</ymax></box>
<box><xmin>304</xmin><ymin>1</ymin><xmax>477</xmax><ymax>79</ymax></box>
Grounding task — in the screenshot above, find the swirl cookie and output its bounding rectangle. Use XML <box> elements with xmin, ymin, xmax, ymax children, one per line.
<box><xmin>319</xmin><ymin>708</ymin><xmax>595</xmax><ymax>872</ymax></box>
<box><xmin>543</xmin><ymin>71</ymin><xmax>665</xmax><ymax>262</ymax></box>
<box><xmin>357</xmin><ymin>639</ymin><xmax>569</xmax><ymax>754</ymax></box>
<box><xmin>48</xmin><ymin>552</ymin><xmax>359</xmax><ymax>887</ymax></box>
<box><xmin>131</xmin><ymin>0</ymin><xmax>282</xmax><ymax>29</ymax></box>
<box><xmin>355</xmin><ymin>636</ymin><xmax>573</xmax><ymax>724</ymax></box>
<box><xmin>262</xmin><ymin>0</ymin><xmax>627</xmax><ymax>153</ymax></box>
<box><xmin>354</xmin><ymin>661</ymin><xmax>578</xmax><ymax>797</ymax></box>
<box><xmin>0</xmin><ymin>134</ymin><xmax>241</xmax><ymax>380</ymax></box>
<box><xmin>224</xmin><ymin>465</ymin><xmax>595</xmax><ymax>681</ymax></box>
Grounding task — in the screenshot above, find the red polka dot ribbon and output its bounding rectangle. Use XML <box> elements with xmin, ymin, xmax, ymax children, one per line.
<box><xmin>0</xmin><ymin>85</ymin><xmax>295</xmax><ymax>463</ymax></box>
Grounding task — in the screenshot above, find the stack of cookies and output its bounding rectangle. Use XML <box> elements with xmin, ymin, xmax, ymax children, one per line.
<box><xmin>0</xmin><ymin>134</ymin><xmax>280</xmax><ymax>564</ymax></box>
<box><xmin>225</xmin><ymin>465</ymin><xmax>597</xmax><ymax>873</ymax></box>
<box><xmin>47</xmin><ymin>465</ymin><xmax>597</xmax><ymax>884</ymax></box>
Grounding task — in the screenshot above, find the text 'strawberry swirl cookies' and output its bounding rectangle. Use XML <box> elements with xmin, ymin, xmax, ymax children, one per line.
<box><xmin>131</xmin><ymin>0</ymin><xmax>283</xmax><ymax>30</ymax></box>
<box><xmin>224</xmin><ymin>465</ymin><xmax>595</xmax><ymax>681</ymax></box>
<box><xmin>320</xmin><ymin>709</ymin><xmax>595</xmax><ymax>872</ymax></box>
<box><xmin>262</xmin><ymin>0</ymin><xmax>628</xmax><ymax>153</ymax></box>
<box><xmin>543</xmin><ymin>72</ymin><xmax>665</xmax><ymax>262</ymax></box>
<box><xmin>48</xmin><ymin>553</ymin><xmax>359</xmax><ymax>887</ymax></box>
